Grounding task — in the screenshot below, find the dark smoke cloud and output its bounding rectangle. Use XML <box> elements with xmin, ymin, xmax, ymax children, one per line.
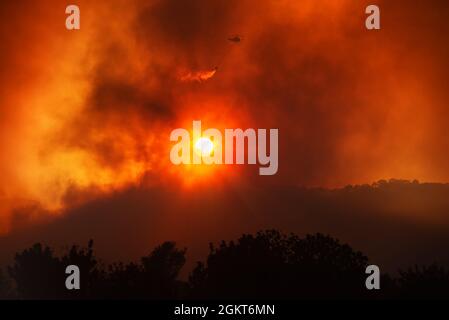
<box><xmin>42</xmin><ymin>0</ymin><xmax>449</xmax><ymax>189</ymax></box>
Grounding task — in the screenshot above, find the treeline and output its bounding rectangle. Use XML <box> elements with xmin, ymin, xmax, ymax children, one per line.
<box><xmin>1</xmin><ymin>230</ymin><xmax>448</xmax><ymax>299</ymax></box>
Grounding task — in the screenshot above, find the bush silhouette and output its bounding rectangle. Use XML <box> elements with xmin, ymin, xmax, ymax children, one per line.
<box><xmin>189</xmin><ymin>230</ymin><xmax>370</xmax><ymax>299</ymax></box>
<box><xmin>97</xmin><ymin>241</ymin><xmax>186</xmax><ymax>299</ymax></box>
<box><xmin>60</xmin><ymin>240</ymin><xmax>101</xmax><ymax>299</ymax></box>
<box><xmin>8</xmin><ymin>243</ymin><xmax>65</xmax><ymax>299</ymax></box>
<box><xmin>396</xmin><ymin>264</ymin><xmax>449</xmax><ymax>299</ymax></box>
<box><xmin>0</xmin><ymin>268</ymin><xmax>13</xmax><ymax>299</ymax></box>
<box><xmin>2</xmin><ymin>230</ymin><xmax>449</xmax><ymax>299</ymax></box>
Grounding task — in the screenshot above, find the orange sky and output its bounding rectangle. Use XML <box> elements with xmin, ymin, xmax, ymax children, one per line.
<box><xmin>1</xmin><ymin>0</ymin><xmax>449</xmax><ymax>233</ymax></box>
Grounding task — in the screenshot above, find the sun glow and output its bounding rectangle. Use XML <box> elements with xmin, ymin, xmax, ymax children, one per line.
<box><xmin>194</xmin><ymin>137</ymin><xmax>214</xmax><ymax>157</ymax></box>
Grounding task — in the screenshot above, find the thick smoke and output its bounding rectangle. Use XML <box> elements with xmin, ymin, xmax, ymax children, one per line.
<box><xmin>0</xmin><ymin>0</ymin><xmax>448</xmax><ymax>242</ymax></box>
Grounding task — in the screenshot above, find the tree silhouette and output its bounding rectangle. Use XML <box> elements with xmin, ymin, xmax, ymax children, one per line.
<box><xmin>60</xmin><ymin>240</ymin><xmax>100</xmax><ymax>299</ymax></box>
<box><xmin>189</xmin><ymin>230</ymin><xmax>370</xmax><ymax>299</ymax></box>
<box><xmin>100</xmin><ymin>262</ymin><xmax>142</xmax><ymax>299</ymax></box>
<box><xmin>287</xmin><ymin>233</ymin><xmax>369</xmax><ymax>298</ymax></box>
<box><xmin>397</xmin><ymin>264</ymin><xmax>449</xmax><ymax>299</ymax></box>
<box><xmin>0</xmin><ymin>268</ymin><xmax>13</xmax><ymax>299</ymax></box>
<box><xmin>8</xmin><ymin>241</ymin><xmax>101</xmax><ymax>299</ymax></box>
<box><xmin>140</xmin><ymin>241</ymin><xmax>187</xmax><ymax>299</ymax></box>
<box><xmin>8</xmin><ymin>243</ymin><xmax>65</xmax><ymax>299</ymax></box>
<box><xmin>97</xmin><ymin>241</ymin><xmax>186</xmax><ymax>299</ymax></box>
<box><xmin>3</xmin><ymin>231</ymin><xmax>449</xmax><ymax>300</ymax></box>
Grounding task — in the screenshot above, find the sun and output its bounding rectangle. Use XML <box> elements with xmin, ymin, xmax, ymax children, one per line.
<box><xmin>194</xmin><ymin>137</ymin><xmax>214</xmax><ymax>157</ymax></box>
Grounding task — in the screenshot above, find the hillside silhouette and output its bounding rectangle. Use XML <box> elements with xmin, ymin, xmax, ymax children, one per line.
<box><xmin>1</xmin><ymin>230</ymin><xmax>448</xmax><ymax>300</ymax></box>
<box><xmin>3</xmin><ymin>179</ymin><xmax>449</xmax><ymax>279</ymax></box>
